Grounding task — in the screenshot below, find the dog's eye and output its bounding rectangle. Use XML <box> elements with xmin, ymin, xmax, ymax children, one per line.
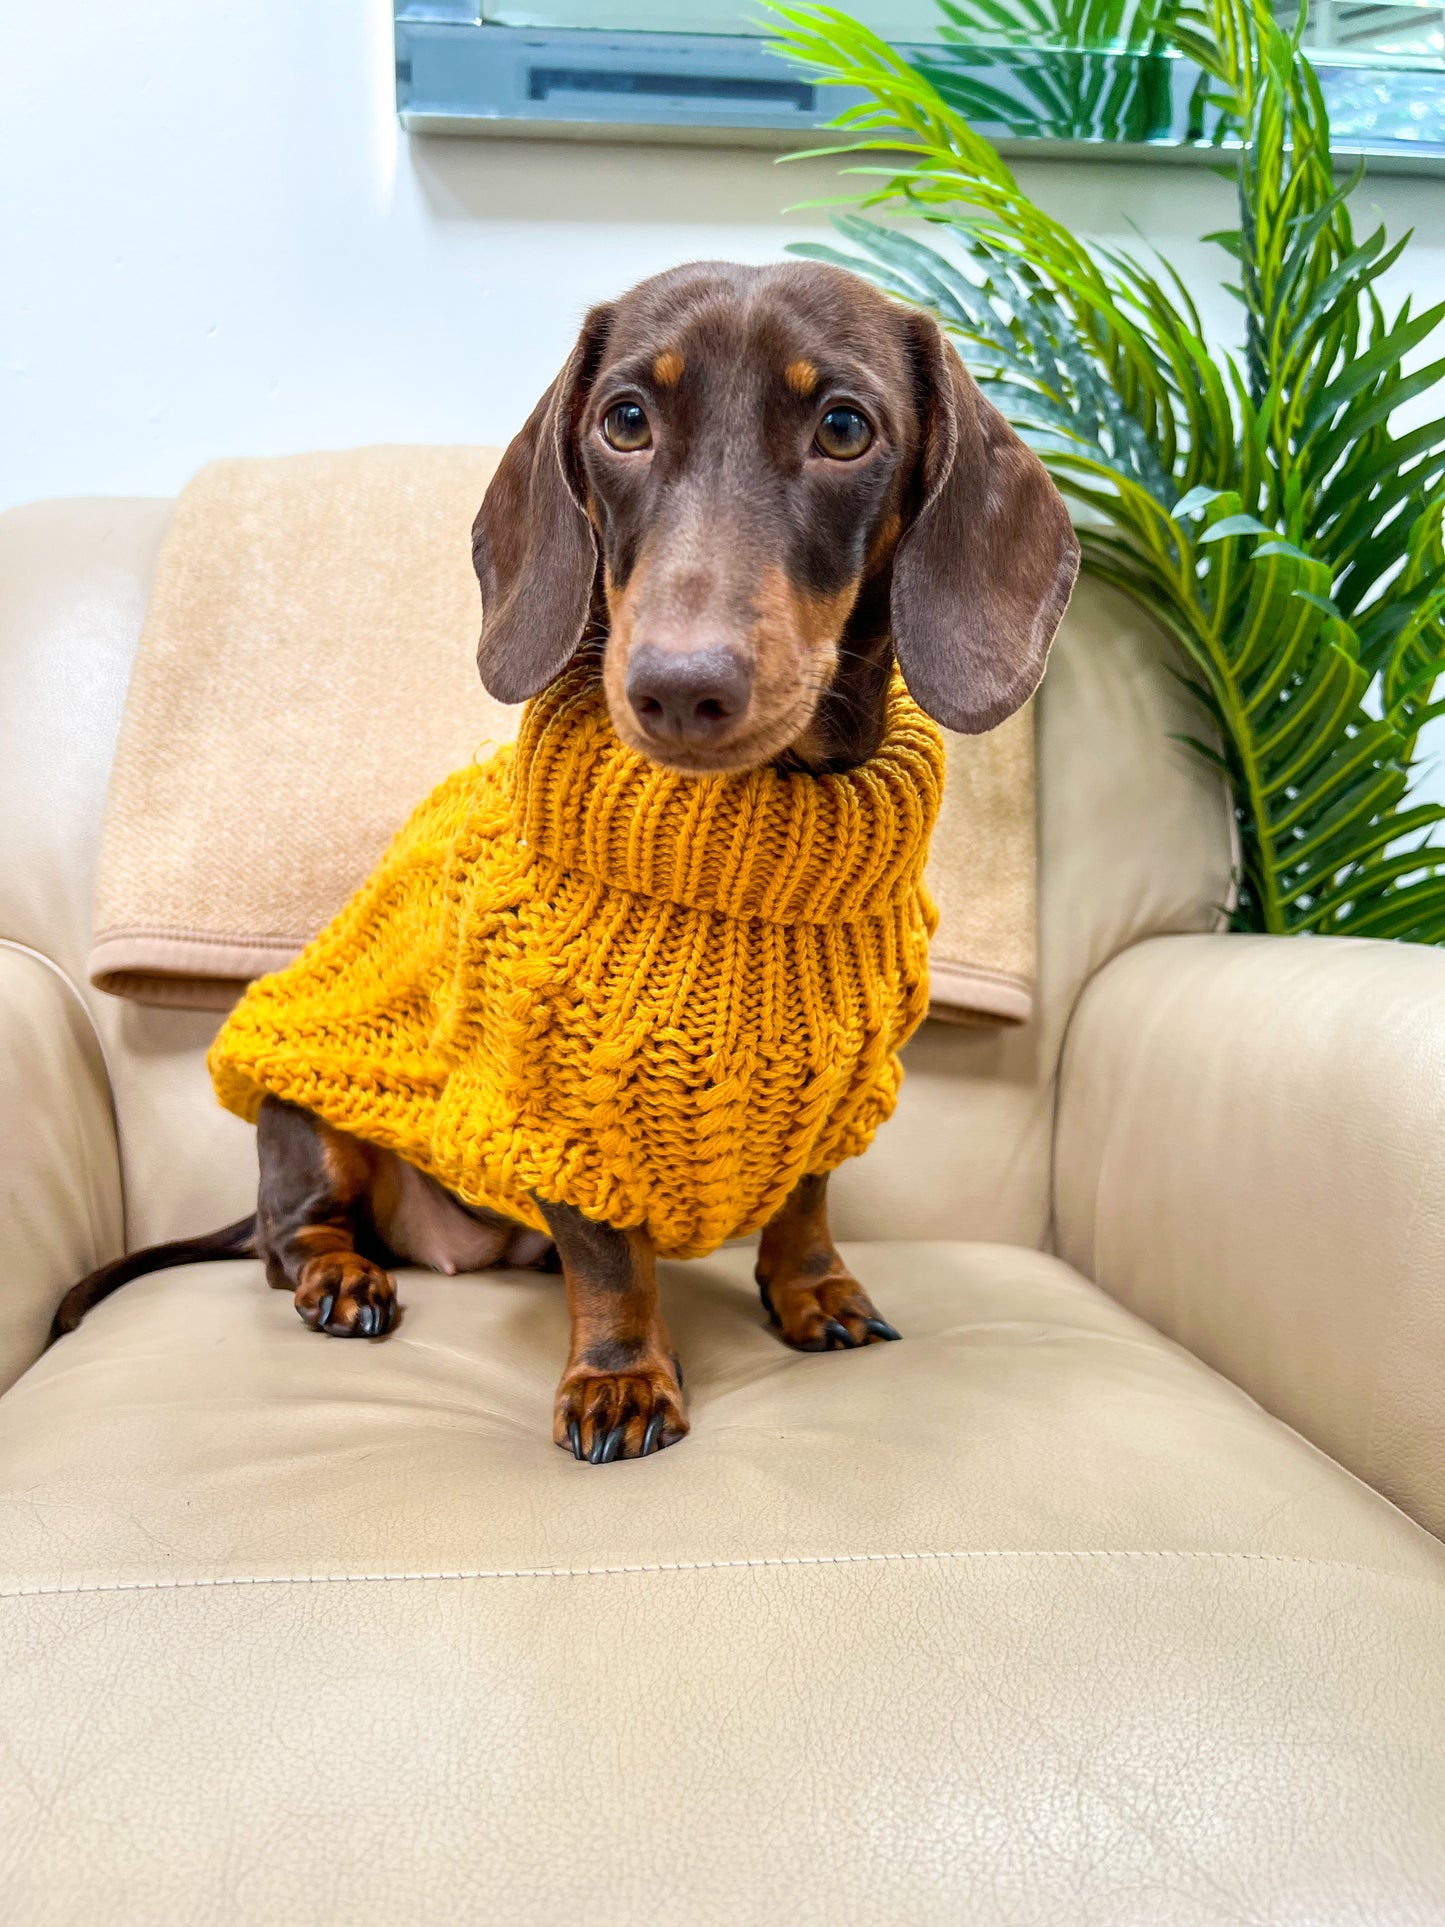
<box><xmin>600</xmin><ymin>402</ymin><xmax>652</xmax><ymax>452</ymax></box>
<box><xmin>814</xmin><ymin>407</ymin><xmax>873</xmax><ymax>461</ymax></box>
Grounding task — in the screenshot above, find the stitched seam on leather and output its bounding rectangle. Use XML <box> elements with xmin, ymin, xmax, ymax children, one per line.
<box><xmin>3</xmin><ymin>1548</ymin><xmax>1432</xmax><ymax>1601</ymax></box>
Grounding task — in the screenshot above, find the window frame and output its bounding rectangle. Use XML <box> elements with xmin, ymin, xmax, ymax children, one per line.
<box><xmin>394</xmin><ymin>3</ymin><xmax>1445</xmax><ymax>172</ymax></box>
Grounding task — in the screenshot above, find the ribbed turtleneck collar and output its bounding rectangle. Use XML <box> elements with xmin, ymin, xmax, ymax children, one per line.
<box><xmin>509</xmin><ymin>657</ymin><xmax>944</xmax><ymax>925</ymax></box>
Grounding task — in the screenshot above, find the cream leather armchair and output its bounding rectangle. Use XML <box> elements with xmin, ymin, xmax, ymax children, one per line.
<box><xmin>2</xmin><ymin>497</ymin><xmax>1444</xmax><ymax>1925</ymax></box>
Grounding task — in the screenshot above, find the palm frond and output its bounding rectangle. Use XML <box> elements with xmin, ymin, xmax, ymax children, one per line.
<box><xmin>769</xmin><ymin>0</ymin><xmax>1445</xmax><ymax>942</ymax></box>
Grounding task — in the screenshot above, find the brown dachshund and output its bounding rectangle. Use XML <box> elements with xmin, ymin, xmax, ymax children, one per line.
<box><xmin>53</xmin><ymin>261</ymin><xmax>1078</xmax><ymax>1463</ymax></box>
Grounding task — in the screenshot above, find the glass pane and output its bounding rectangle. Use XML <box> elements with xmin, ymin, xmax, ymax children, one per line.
<box><xmin>1288</xmin><ymin>2</ymin><xmax>1445</xmax><ymax>66</ymax></box>
<box><xmin>481</xmin><ymin>0</ymin><xmax>1445</xmax><ymax>65</ymax></box>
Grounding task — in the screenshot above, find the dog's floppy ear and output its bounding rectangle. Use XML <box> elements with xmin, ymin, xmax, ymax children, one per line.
<box><xmin>472</xmin><ymin>304</ymin><xmax>614</xmax><ymax>702</ymax></box>
<box><xmin>891</xmin><ymin>315</ymin><xmax>1079</xmax><ymax>734</ymax></box>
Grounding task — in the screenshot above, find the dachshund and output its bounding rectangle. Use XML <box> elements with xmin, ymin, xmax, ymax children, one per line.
<box><xmin>53</xmin><ymin>261</ymin><xmax>1079</xmax><ymax>1463</ymax></box>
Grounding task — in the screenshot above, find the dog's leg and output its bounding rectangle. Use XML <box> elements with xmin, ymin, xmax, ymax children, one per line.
<box><xmin>755</xmin><ymin>1173</ymin><xmax>900</xmax><ymax>1351</ymax></box>
<box><xmin>256</xmin><ymin>1096</ymin><xmax>398</xmax><ymax>1338</ymax></box>
<box><xmin>535</xmin><ymin>1200</ymin><xmax>688</xmax><ymax>1463</ymax></box>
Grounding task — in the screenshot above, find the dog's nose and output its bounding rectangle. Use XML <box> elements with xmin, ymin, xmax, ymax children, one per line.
<box><xmin>626</xmin><ymin>644</ymin><xmax>752</xmax><ymax>746</ymax></box>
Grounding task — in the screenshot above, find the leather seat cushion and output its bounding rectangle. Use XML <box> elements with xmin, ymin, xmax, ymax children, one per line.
<box><xmin>3</xmin><ymin>1243</ymin><xmax>1444</xmax><ymax>1921</ymax></box>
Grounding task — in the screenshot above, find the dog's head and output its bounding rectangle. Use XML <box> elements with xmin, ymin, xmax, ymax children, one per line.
<box><xmin>472</xmin><ymin>260</ymin><xmax>1078</xmax><ymax>775</ymax></box>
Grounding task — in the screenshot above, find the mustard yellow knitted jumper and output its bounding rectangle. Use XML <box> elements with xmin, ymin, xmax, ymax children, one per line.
<box><xmin>209</xmin><ymin>656</ymin><xmax>944</xmax><ymax>1259</ymax></box>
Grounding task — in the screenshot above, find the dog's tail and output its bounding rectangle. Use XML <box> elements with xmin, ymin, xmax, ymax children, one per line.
<box><xmin>49</xmin><ymin>1215</ymin><xmax>260</xmax><ymax>1344</ymax></box>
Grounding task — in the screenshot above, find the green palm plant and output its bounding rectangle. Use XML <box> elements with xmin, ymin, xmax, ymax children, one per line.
<box><xmin>770</xmin><ymin>0</ymin><xmax>1445</xmax><ymax>940</ymax></box>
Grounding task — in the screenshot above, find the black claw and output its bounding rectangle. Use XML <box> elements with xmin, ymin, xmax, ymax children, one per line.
<box><xmin>864</xmin><ymin>1318</ymin><xmax>901</xmax><ymax>1342</ymax></box>
<box><xmin>598</xmin><ymin>1423</ymin><xmax>626</xmax><ymax>1464</ymax></box>
<box><xmin>568</xmin><ymin>1417</ymin><xmax>584</xmax><ymax>1460</ymax></box>
<box><xmin>822</xmin><ymin>1318</ymin><xmax>853</xmax><ymax>1349</ymax></box>
<box><xmin>317</xmin><ymin>1292</ymin><xmax>335</xmax><ymax>1330</ymax></box>
<box><xmin>588</xmin><ymin>1425</ymin><xmax>608</xmax><ymax>1464</ymax></box>
<box><xmin>642</xmin><ymin>1411</ymin><xmax>664</xmax><ymax>1456</ymax></box>
<box><xmin>359</xmin><ymin>1303</ymin><xmax>375</xmax><ymax>1337</ymax></box>
<box><xmin>756</xmin><ymin>1276</ymin><xmax>777</xmax><ymax>1323</ymax></box>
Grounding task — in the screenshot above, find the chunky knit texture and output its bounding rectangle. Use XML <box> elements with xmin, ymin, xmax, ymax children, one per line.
<box><xmin>209</xmin><ymin>655</ymin><xmax>944</xmax><ymax>1258</ymax></box>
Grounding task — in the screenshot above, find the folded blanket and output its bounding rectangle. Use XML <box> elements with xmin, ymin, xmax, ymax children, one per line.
<box><xmin>90</xmin><ymin>447</ymin><xmax>1037</xmax><ymax>1023</ymax></box>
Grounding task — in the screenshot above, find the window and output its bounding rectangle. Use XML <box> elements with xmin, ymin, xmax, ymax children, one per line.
<box><xmin>394</xmin><ymin>1</ymin><xmax>1444</xmax><ymax>165</ymax></box>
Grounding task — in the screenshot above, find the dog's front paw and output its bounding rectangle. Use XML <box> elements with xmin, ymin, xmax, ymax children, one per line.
<box><xmin>756</xmin><ymin>1265</ymin><xmax>900</xmax><ymax>1352</ymax></box>
<box><xmin>554</xmin><ymin>1357</ymin><xmax>688</xmax><ymax>1463</ymax></box>
<box><xmin>294</xmin><ymin>1254</ymin><xmax>397</xmax><ymax>1338</ymax></box>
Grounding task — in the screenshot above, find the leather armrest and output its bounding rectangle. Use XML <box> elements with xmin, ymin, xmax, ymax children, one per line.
<box><xmin>1054</xmin><ymin>931</ymin><xmax>1445</xmax><ymax>1538</ymax></box>
<box><xmin>0</xmin><ymin>943</ymin><xmax>124</xmax><ymax>1391</ymax></box>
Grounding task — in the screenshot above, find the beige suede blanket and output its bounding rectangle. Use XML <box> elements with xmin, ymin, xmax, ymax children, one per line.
<box><xmin>90</xmin><ymin>448</ymin><xmax>1036</xmax><ymax>1024</ymax></box>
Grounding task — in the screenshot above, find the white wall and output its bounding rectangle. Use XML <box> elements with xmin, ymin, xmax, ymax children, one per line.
<box><xmin>6</xmin><ymin>0</ymin><xmax>1443</xmax><ymax>515</ymax></box>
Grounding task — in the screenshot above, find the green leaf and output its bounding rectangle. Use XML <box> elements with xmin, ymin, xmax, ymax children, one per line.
<box><xmin>1304</xmin><ymin>301</ymin><xmax>1445</xmax><ymax>438</ymax></box>
<box><xmin>1199</xmin><ymin>513</ymin><xmax>1274</xmax><ymax>542</ymax></box>
<box><xmin>1292</xmin><ymin>588</ymin><xmax>1344</xmax><ymax>620</ymax></box>
<box><xmin>1170</xmin><ymin>733</ymin><xmax>1234</xmax><ymax>774</ymax></box>
<box><xmin>1250</xmin><ymin>538</ymin><xmax>1312</xmax><ymax>561</ymax></box>
<box><xmin>1173</xmin><ymin>485</ymin><xmax>1229</xmax><ymax>519</ymax></box>
<box><xmin>1336</xmin><ymin>876</ymin><xmax>1445</xmax><ymax>940</ymax></box>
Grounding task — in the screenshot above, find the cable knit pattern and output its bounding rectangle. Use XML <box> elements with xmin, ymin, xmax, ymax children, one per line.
<box><xmin>209</xmin><ymin>656</ymin><xmax>944</xmax><ymax>1257</ymax></box>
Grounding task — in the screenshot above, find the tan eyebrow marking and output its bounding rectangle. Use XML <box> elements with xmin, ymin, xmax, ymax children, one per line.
<box><xmin>652</xmin><ymin>350</ymin><xmax>684</xmax><ymax>386</ymax></box>
<box><xmin>785</xmin><ymin>358</ymin><xmax>818</xmax><ymax>398</ymax></box>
